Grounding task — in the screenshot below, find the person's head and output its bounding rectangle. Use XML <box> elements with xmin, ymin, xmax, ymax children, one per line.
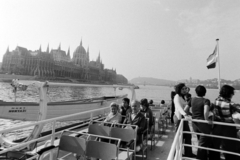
<box><xmin>149</xmin><ymin>99</ymin><xmax>153</xmax><ymax>105</ymax></box>
<box><xmin>195</xmin><ymin>85</ymin><xmax>206</xmax><ymax>97</ymax></box>
<box><xmin>140</xmin><ymin>98</ymin><xmax>149</xmax><ymax>110</ymax></box>
<box><xmin>110</xmin><ymin>102</ymin><xmax>119</xmax><ymax>115</ymax></box>
<box><xmin>219</xmin><ymin>85</ymin><xmax>235</xmax><ymax>99</ymax></box>
<box><xmin>175</xmin><ymin>83</ymin><xmax>188</xmax><ymax>96</ymax></box>
<box><xmin>122</xmin><ymin>98</ymin><xmax>130</xmax><ymax>107</ymax></box>
<box><xmin>186</xmin><ymin>87</ymin><xmax>190</xmax><ymax>93</ymax></box>
<box><xmin>161</xmin><ymin>100</ymin><xmax>165</xmax><ymax>104</ymax></box>
<box><xmin>131</xmin><ymin>100</ymin><xmax>141</xmax><ymax>114</ymax></box>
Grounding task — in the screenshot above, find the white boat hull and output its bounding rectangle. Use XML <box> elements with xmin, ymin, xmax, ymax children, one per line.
<box><xmin>0</xmin><ymin>95</ymin><xmax>127</xmax><ymax>121</ymax></box>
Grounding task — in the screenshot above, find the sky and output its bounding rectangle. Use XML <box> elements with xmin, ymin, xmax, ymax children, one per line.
<box><xmin>0</xmin><ymin>0</ymin><xmax>240</xmax><ymax>81</ymax></box>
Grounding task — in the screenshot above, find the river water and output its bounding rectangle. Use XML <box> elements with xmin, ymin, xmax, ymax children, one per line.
<box><xmin>0</xmin><ymin>82</ymin><xmax>240</xmax><ymax>140</ymax></box>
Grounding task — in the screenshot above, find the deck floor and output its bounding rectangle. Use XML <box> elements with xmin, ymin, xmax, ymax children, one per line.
<box><xmin>144</xmin><ymin>124</ymin><xmax>175</xmax><ymax>160</ymax></box>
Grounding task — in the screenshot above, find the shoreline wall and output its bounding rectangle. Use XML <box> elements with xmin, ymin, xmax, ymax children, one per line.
<box><xmin>0</xmin><ymin>74</ymin><xmax>35</xmax><ymax>81</ymax></box>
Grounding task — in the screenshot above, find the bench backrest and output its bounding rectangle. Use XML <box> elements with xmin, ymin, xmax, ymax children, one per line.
<box><xmin>110</xmin><ymin>127</ymin><xmax>136</xmax><ymax>142</ymax></box>
<box><xmin>86</xmin><ymin>140</ymin><xmax>118</xmax><ymax>160</ymax></box>
<box><xmin>58</xmin><ymin>135</ymin><xmax>86</xmax><ymax>157</ymax></box>
<box><xmin>88</xmin><ymin>123</ymin><xmax>111</xmax><ymax>137</ymax></box>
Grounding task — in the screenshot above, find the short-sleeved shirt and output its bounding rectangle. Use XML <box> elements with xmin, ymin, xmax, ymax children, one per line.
<box><xmin>213</xmin><ymin>96</ymin><xmax>240</xmax><ymax>123</ymax></box>
<box><xmin>188</xmin><ymin>97</ymin><xmax>210</xmax><ymax>120</ymax></box>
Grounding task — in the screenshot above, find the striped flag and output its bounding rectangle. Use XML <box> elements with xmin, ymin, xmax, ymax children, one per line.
<box><xmin>207</xmin><ymin>45</ymin><xmax>218</xmax><ymax>69</ymax></box>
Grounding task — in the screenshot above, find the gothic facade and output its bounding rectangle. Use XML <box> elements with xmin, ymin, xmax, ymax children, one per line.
<box><xmin>1</xmin><ymin>40</ymin><xmax>127</xmax><ymax>84</ymax></box>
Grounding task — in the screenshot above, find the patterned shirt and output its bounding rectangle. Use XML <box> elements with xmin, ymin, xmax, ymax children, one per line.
<box><xmin>214</xmin><ymin>96</ymin><xmax>240</xmax><ymax>123</ymax></box>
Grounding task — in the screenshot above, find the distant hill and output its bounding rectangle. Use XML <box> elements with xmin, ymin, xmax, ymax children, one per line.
<box><xmin>130</xmin><ymin>77</ymin><xmax>176</xmax><ymax>86</ymax></box>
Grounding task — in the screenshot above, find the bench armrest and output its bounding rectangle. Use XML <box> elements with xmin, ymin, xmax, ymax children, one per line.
<box><xmin>126</xmin><ymin>139</ymin><xmax>135</xmax><ymax>148</ymax></box>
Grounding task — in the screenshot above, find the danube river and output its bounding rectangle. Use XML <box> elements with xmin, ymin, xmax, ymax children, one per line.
<box><xmin>0</xmin><ymin>82</ymin><xmax>240</xmax><ymax>140</ymax></box>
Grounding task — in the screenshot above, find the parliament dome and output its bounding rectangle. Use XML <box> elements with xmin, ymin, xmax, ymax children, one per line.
<box><xmin>73</xmin><ymin>41</ymin><xmax>86</xmax><ymax>58</ymax></box>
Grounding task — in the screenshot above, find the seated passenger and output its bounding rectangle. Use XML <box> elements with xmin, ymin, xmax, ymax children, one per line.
<box><xmin>120</xmin><ymin>98</ymin><xmax>131</xmax><ymax>123</ymax></box>
<box><xmin>104</xmin><ymin>102</ymin><xmax>122</xmax><ymax>123</ymax></box>
<box><xmin>140</xmin><ymin>98</ymin><xmax>153</xmax><ymax>131</ymax></box>
<box><xmin>161</xmin><ymin>100</ymin><xmax>170</xmax><ymax>118</ymax></box>
<box><xmin>148</xmin><ymin>99</ymin><xmax>154</xmax><ymax>108</ymax></box>
<box><xmin>123</xmin><ymin>100</ymin><xmax>146</xmax><ymax>149</ymax></box>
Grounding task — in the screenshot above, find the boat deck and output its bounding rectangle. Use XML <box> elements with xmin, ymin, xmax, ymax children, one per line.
<box><xmin>146</xmin><ymin>124</ymin><xmax>175</xmax><ymax>160</ymax></box>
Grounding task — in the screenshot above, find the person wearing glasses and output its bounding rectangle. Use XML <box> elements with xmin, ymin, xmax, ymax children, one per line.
<box><xmin>173</xmin><ymin>83</ymin><xmax>194</xmax><ymax>158</ymax></box>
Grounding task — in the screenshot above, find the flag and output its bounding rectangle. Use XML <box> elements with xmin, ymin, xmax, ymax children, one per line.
<box><xmin>207</xmin><ymin>45</ymin><xmax>218</xmax><ymax>69</ymax></box>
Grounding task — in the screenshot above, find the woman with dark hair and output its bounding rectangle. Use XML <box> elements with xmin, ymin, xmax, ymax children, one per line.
<box><xmin>173</xmin><ymin>83</ymin><xmax>194</xmax><ymax>157</ymax></box>
<box><xmin>185</xmin><ymin>85</ymin><xmax>211</xmax><ymax>160</ymax></box>
<box><xmin>210</xmin><ymin>85</ymin><xmax>240</xmax><ymax>160</ymax></box>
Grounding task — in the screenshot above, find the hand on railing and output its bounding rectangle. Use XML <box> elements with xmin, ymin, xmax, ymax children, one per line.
<box><xmin>184</xmin><ymin>115</ymin><xmax>191</xmax><ymax>120</ymax></box>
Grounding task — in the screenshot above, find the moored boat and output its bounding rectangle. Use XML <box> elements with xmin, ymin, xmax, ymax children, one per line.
<box><xmin>0</xmin><ymin>95</ymin><xmax>127</xmax><ymax>121</ymax></box>
<box><xmin>0</xmin><ymin>81</ymin><xmax>137</xmax><ymax>155</ymax></box>
<box><xmin>0</xmin><ymin>80</ymin><xmax>129</xmax><ymax>121</ymax></box>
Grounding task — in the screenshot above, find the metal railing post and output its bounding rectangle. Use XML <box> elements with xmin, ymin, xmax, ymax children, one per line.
<box><xmin>179</xmin><ymin>119</ymin><xmax>183</xmax><ymax>159</ymax></box>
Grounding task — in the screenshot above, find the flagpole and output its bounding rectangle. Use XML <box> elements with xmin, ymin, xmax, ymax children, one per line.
<box><xmin>216</xmin><ymin>39</ymin><xmax>221</xmax><ymax>90</ymax></box>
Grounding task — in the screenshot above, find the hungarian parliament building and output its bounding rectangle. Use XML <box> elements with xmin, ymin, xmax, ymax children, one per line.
<box><xmin>1</xmin><ymin>40</ymin><xmax>128</xmax><ymax>84</ymax></box>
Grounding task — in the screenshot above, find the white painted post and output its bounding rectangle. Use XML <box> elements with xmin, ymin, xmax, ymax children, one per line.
<box><xmin>90</xmin><ymin>113</ymin><xmax>93</xmax><ymax>121</ymax></box>
<box><xmin>51</xmin><ymin>121</ymin><xmax>56</xmax><ymax>145</ymax></box>
<box><xmin>14</xmin><ymin>90</ymin><xmax>16</xmax><ymax>102</ymax></box>
<box><xmin>179</xmin><ymin>120</ymin><xmax>183</xmax><ymax>159</ymax></box>
<box><xmin>50</xmin><ymin>120</ymin><xmax>56</xmax><ymax>160</ymax></box>
<box><xmin>131</xmin><ymin>87</ymin><xmax>136</xmax><ymax>101</ymax></box>
<box><xmin>114</xmin><ymin>87</ymin><xmax>116</xmax><ymax>101</ymax></box>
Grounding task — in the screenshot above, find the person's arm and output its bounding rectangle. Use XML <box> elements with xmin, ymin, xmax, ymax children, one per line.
<box><xmin>204</xmin><ymin>99</ymin><xmax>211</xmax><ymax>121</ymax></box>
<box><xmin>104</xmin><ymin>117</ymin><xmax>108</xmax><ymax>122</ymax></box>
<box><xmin>148</xmin><ymin>109</ymin><xmax>153</xmax><ymax>127</ymax></box>
<box><xmin>137</xmin><ymin>116</ymin><xmax>146</xmax><ymax>134</ymax></box>
<box><xmin>122</xmin><ymin>115</ymin><xmax>127</xmax><ymax>124</ymax></box>
<box><xmin>118</xmin><ymin>114</ymin><xmax>122</xmax><ymax>123</ymax></box>
<box><xmin>231</xmin><ymin>103</ymin><xmax>240</xmax><ymax>113</ymax></box>
<box><xmin>204</xmin><ymin>105</ymin><xmax>210</xmax><ymax>120</ymax></box>
<box><xmin>184</xmin><ymin>98</ymin><xmax>192</xmax><ymax>115</ymax></box>
<box><xmin>184</xmin><ymin>105</ymin><xmax>190</xmax><ymax>115</ymax></box>
<box><xmin>174</xmin><ymin>95</ymin><xmax>187</xmax><ymax>116</ymax></box>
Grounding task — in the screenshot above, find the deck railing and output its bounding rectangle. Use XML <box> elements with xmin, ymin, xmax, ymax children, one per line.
<box><xmin>0</xmin><ymin>81</ymin><xmax>136</xmax><ymax>160</ymax></box>
<box><xmin>0</xmin><ymin>106</ymin><xmax>109</xmax><ymax>154</ymax></box>
<box><xmin>167</xmin><ymin>118</ymin><xmax>240</xmax><ymax>160</ymax></box>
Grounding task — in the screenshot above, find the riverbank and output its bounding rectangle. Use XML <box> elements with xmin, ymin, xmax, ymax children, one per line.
<box><xmin>0</xmin><ymin>74</ymin><xmax>124</xmax><ymax>85</ymax></box>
